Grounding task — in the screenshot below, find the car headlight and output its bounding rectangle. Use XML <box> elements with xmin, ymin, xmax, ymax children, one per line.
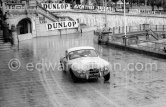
<box><xmin>77</xmin><ymin>70</ymin><xmax>82</xmax><ymax>73</ymax></box>
<box><xmin>71</xmin><ymin>64</ymin><xmax>80</xmax><ymax>71</ymax></box>
<box><xmin>77</xmin><ymin>70</ymin><xmax>86</xmax><ymax>74</ymax></box>
<box><xmin>73</xmin><ymin>68</ymin><xmax>85</xmax><ymax>74</ymax></box>
<box><xmin>104</xmin><ymin>66</ymin><xmax>109</xmax><ymax>71</ymax></box>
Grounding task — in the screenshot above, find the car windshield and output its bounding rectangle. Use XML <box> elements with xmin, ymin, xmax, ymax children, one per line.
<box><xmin>68</xmin><ymin>49</ymin><xmax>98</xmax><ymax>60</ymax></box>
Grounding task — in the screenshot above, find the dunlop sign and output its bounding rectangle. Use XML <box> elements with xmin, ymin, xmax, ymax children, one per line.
<box><xmin>41</xmin><ymin>3</ymin><xmax>71</xmax><ymax>11</ymax></box>
<box><xmin>46</xmin><ymin>21</ymin><xmax>78</xmax><ymax>30</ymax></box>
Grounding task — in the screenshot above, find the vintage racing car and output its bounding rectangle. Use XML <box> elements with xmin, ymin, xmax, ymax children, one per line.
<box><xmin>60</xmin><ymin>46</ymin><xmax>110</xmax><ymax>82</ymax></box>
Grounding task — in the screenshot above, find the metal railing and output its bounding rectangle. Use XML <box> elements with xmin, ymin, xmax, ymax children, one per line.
<box><xmin>107</xmin><ymin>26</ymin><xmax>166</xmax><ymax>54</ymax></box>
<box><xmin>150</xmin><ymin>25</ymin><xmax>166</xmax><ymax>32</ymax></box>
<box><xmin>112</xmin><ymin>25</ymin><xmax>166</xmax><ymax>34</ymax></box>
<box><xmin>113</xmin><ymin>25</ymin><xmax>143</xmax><ymax>34</ymax></box>
<box><xmin>132</xmin><ymin>40</ymin><xmax>166</xmax><ymax>53</ymax></box>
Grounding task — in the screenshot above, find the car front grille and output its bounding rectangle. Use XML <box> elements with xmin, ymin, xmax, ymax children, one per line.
<box><xmin>89</xmin><ymin>69</ymin><xmax>99</xmax><ymax>74</ymax></box>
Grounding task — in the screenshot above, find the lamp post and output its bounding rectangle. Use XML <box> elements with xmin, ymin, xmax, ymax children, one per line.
<box><xmin>124</xmin><ymin>0</ymin><xmax>126</xmax><ymax>35</ymax></box>
<box><xmin>124</xmin><ymin>0</ymin><xmax>127</xmax><ymax>46</ymax></box>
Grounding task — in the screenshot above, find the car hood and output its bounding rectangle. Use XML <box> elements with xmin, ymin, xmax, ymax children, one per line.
<box><xmin>69</xmin><ymin>57</ymin><xmax>109</xmax><ymax>71</ymax></box>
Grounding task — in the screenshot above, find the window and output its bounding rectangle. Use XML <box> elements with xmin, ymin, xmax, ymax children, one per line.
<box><xmin>68</xmin><ymin>49</ymin><xmax>98</xmax><ymax>60</ymax></box>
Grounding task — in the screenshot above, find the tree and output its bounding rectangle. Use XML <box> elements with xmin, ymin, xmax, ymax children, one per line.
<box><xmin>162</xmin><ymin>0</ymin><xmax>166</xmax><ymax>11</ymax></box>
<box><xmin>112</xmin><ymin>0</ymin><xmax>119</xmax><ymax>4</ymax></box>
<box><xmin>155</xmin><ymin>0</ymin><xmax>162</xmax><ymax>10</ymax></box>
<box><xmin>148</xmin><ymin>0</ymin><xmax>156</xmax><ymax>11</ymax></box>
<box><xmin>128</xmin><ymin>0</ymin><xmax>134</xmax><ymax>7</ymax></box>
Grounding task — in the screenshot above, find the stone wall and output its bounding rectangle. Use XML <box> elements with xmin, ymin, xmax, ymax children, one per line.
<box><xmin>57</xmin><ymin>11</ymin><xmax>166</xmax><ymax>29</ymax></box>
<box><xmin>18</xmin><ymin>33</ymin><xmax>33</xmax><ymax>41</ymax></box>
<box><xmin>7</xmin><ymin>10</ymin><xmax>166</xmax><ymax>44</ymax></box>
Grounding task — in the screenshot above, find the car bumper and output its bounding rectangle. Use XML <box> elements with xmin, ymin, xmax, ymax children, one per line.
<box><xmin>73</xmin><ymin>70</ymin><xmax>109</xmax><ymax>79</ymax></box>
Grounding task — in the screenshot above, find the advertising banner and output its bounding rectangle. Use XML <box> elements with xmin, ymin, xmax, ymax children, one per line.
<box><xmin>46</xmin><ymin>21</ymin><xmax>78</xmax><ymax>30</ymax></box>
<box><xmin>73</xmin><ymin>4</ymin><xmax>113</xmax><ymax>12</ymax></box>
<box><xmin>41</xmin><ymin>3</ymin><xmax>71</xmax><ymax>11</ymax></box>
<box><xmin>6</xmin><ymin>3</ymin><xmax>25</xmax><ymax>9</ymax></box>
<box><xmin>96</xmin><ymin>6</ymin><xmax>112</xmax><ymax>12</ymax></box>
<box><xmin>74</xmin><ymin>5</ymin><xmax>95</xmax><ymax>10</ymax></box>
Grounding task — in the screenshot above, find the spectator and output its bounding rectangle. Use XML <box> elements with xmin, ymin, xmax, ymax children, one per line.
<box><xmin>94</xmin><ymin>2</ymin><xmax>97</xmax><ymax>10</ymax></box>
<box><xmin>163</xmin><ymin>47</ymin><xmax>166</xmax><ymax>53</ymax></box>
<box><xmin>62</xmin><ymin>0</ymin><xmax>65</xmax><ymax>3</ymax></box>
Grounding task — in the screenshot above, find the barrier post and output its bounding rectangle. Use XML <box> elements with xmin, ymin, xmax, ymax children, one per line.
<box><xmin>122</xmin><ymin>26</ymin><xmax>123</xmax><ymax>33</ymax></box>
<box><xmin>163</xmin><ymin>25</ymin><xmax>164</xmax><ymax>31</ymax></box>
<box><xmin>156</xmin><ymin>25</ymin><xmax>157</xmax><ymax>31</ymax></box>
<box><xmin>140</xmin><ymin>24</ymin><xmax>141</xmax><ymax>31</ymax></box>
<box><xmin>119</xmin><ymin>26</ymin><xmax>120</xmax><ymax>33</ymax></box>
<box><xmin>113</xmin><ymin>27</ymin><xmax>115</xmax><ymax>34</ymax></box>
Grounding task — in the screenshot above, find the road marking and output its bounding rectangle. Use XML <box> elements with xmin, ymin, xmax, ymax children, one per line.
<box><xmin>39</xmin><ymin>70</ymin><xmax>62</xmax><ymax>107</ymax></box>
<box><xmin>88</xmin><ymin>84</ymin><xmax>120</xmax><ymax>107</ymax></box>
<box><xmin>49</xmin><ymin>69</ymin><xmax>75</xmax><ymax>106</ymax></box>
<box><xmin>94</xmin><ymin>89</ymin><xmax>120</xmax><ymax>107</ymax></box>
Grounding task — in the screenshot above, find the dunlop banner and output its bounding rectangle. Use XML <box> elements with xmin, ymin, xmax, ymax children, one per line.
<box><xmin>96</xmin><ymin>6</ymin><xmax>112</xmax><ymax>11</ymax></box>
<box><xmin>6</xmin><ymin>3</ymin><xmax>25</xmax><ymax>9</ymax></box>
<box><xmin>41</xmin><ymin>3</ymin><xmax>71</xmax><ymax>11</ymax></box>
<box><xmin>73</xmin><ymin>4</ymin><xmax>112</xmax><ymax>12</ymax></box>
<box><xmin>46</xmin><ymin>21</ymin><xmax>78</xmax><ymax>30</ymax></box>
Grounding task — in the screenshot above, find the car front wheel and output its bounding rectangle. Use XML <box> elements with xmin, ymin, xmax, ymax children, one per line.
<box><xmin>104</xmin><ymin>72</ymin><xmax>110</xmax><ymax>81</ymax></box>
<box><xmin>70</xmin><ymin>69</ymin><xmax>79</xmax><ymax>82</ymax></box>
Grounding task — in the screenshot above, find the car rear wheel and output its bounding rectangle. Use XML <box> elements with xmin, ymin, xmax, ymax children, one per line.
<box><xmin>104</xmin><ymin>72</ymin><xmax>110</xmax><ymax>81</ymax></box>
<box><xmin>70</xmin><ymin>69</ymin><xmax>78</xmax><ymax>83</ymax></box>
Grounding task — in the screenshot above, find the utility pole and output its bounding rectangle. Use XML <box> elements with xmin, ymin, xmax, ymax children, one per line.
<box><xmin>124</xmin><ymin>0</ymin><xmax>127</xmax><ymax>46</ymax></box>
<box><xmin>105</xmin><ymin>0</ymin><xmax>107</xmax><ymax>28</ymax></box>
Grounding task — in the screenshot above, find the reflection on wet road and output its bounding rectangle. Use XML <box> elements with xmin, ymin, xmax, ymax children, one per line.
<box><xmin>0</xmin><ymin>31</ymin><xmax>166</xmax><ymax>107</ymax></box>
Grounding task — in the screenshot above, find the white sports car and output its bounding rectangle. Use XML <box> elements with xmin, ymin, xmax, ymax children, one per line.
<box><xmin>60</xmin><ymin>46</ymin><xmax>110</xmax><ymax>82</ymax></box>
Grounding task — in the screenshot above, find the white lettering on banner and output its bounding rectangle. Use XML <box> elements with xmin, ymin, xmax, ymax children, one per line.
<box><xmin>6</xmin><ymin>4</ymin><xmax>25</xmax><ymax>9</ymax></box>
<box><xmin>129</xmin><ymin>9</ymin><xmax>155</xmax><ymax>14</ymax></box>
<box><xmin>74</xmin><ymin>5</ymin><xmax>94</xmax><ymax>10</ymax></box>
<box><xmin>96</xmin><ymin>6</ymin><xmax>112</xmax><ymax>11</ymax></box>
<box><xmin>46</xmin><ymin>21</ymin><xmax>78</xmax><ymax>30</ymax></box>
<box><xmin>41</xmin><ymin>3</ymin><xmax>71</xmax><ymax>11</ymax></box>
<box><xmin>129</xmin><ymin>9</ymin><xmax>140</xmax><ymax>14</ymax></box>
<box><xmin>73</xmin><ymin>4</ymin><xmax>112</xmax><ymax>12</ymax></box>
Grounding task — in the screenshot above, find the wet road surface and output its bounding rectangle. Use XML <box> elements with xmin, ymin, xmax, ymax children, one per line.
<box><xmin>0</xmin><ymin>31</ymin><xmax>166</xmax><ymax>107</ymax></box>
